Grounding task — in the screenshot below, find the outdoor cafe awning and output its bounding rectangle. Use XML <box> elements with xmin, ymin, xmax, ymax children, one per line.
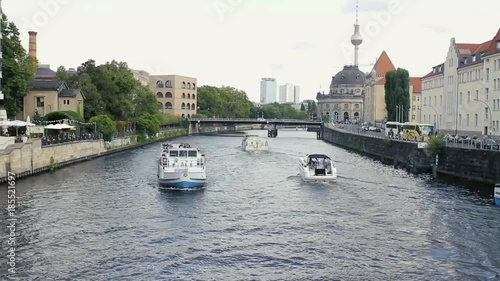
<box><xmin>44</xmin><ymin>124</ymin><xmax>75</xmax><ymax>130</ymax></box>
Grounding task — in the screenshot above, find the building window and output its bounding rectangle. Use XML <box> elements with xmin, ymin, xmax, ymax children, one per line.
<box><xmin>496</xmin><ymin>40</ymin><xmax>500</xmax><ymax>49</ymax></box>
<box><xmin>440</xmin><ymin>95</ymin><xmax>442</xmax><ymax>106</ymax></box>
<box><xmin>36</xmin><ymin>97</ymin><xmax>44</xmax><ymax>107</ymax></box>
<box><xmin>166</xmin><ymin>92</ymin><xmax>173</xmax><ymax>98</ymax></box>
<box><xmin>486</xmin><ymin>68</ymin><xmax>489</xmax><ymax>81</ymax></box>
<box><xmin>165</xmin><ymin>80</ymin><xmax>172</xmax><ymax>88</ymax></box>
<box><xmin>182</xmin><ymin>82</ymin><xmax>186</xmax><ymax>89</ymax></box>
<box><xmin>476</xmin><ymin>90</ymin><xmax>479</xmax><ymax>101</ymax></box>
<box><xmin>157</xmin><ymin>92</ymin><xmax>163</xmax><ymax>98</ymax></box>
<box><xmin>156</xmin><ymin>80</ymin><xmax>163</xmax><ymax>88</ymax></box>
<box><xmin>467</xmin><ymin>91</ymin><xmax>470</xmax><ymax>103</ymax></box>
<box><xmin>459</xmin><ymin>114</ymin><xmax>462</xmax><ymax>126</ymax></box>
<box><xmin>412</xmin><ymin>114</ymin><xmax>415</xmax><ymax>120</ymax></box>
<box><xmin>467</xmin><ymin>114</ymin><xmax>470</xmax><ymax>127</ymax></box>
<box><xmin>459</xmin><ymin>92</ymin><xmax>462</xmax><ymax>104</ymax></box>
<box><xmin>475</xmin><ymin>114</ymin><xmax>478</xmax><ymax>127</ymax></box>
<box><xmin>485</xmin><ymin>108</ymin><xmax>489</xmax><ymax>120</ymax></box>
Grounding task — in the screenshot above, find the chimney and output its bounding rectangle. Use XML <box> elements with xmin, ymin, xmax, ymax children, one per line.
<box><xmin>28</xmin><ymin>31</ymin><xmax>37</xmax><ymax>59</ymax></box>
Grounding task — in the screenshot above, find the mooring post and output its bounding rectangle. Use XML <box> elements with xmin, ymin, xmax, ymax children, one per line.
<box><xmin>432</xmin><ymin>154</ymin><xmax>438</xmax><ymax>178</ymax></box>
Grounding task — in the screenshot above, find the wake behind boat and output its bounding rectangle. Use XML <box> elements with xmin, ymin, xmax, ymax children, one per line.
<box><xmin>298</xmin><ymin>154</ymin><xmax>337</xmax><ymax>182</ymax></box>
<box><xmin>242</xmin><ymin>135</ymin><xmax>269</xmax><ymax>151</ymax></box>
<box><xmin>158</xmin><ymin>143</ymin><xmax>206</xmax><ymax>189</ymax></box>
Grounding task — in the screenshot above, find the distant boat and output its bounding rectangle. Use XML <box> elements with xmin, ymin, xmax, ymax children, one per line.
<box><xmin>495</xmin><ymin>183</ymin><xmax>500</xmax><ymax>206</ymax></box>
<box><xmin>298</xmin><ymin>154</ymin><xmax>337</xmax><ymax>182</ymax></box>
<box><xmin>158</xmin><ymin>143</ymin><xmax>206</xmax><ymax>189</ymax></box>
<box><xmin>242</xmin><ymin>135</ymin><xmax>269</xmax><ymax>151</ymax></box>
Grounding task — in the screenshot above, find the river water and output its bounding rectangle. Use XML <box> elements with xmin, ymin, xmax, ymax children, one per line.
<box><xmin>1</xmin><ymin>130</ymin><xmax>499</xmax><ymax>280</ymax></box>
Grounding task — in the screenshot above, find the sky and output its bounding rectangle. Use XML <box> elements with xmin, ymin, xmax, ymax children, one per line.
<box><xmin>3</xmin><ymin>0</ymin><xmax>500</xmax><ymax>102</ymax></box>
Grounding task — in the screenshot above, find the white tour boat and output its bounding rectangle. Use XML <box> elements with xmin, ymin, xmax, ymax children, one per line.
<box><xmin>298</xmin><ymin>154</ymin><xmax>337</xmax><ymax>182</ymax></box>
<box><xmin>241</xmin><ymin>135</ymin><xmax>269</xmax><ymax>151</ymax></box>
<box><xmin>495</xmin><ymin>183</ymin><xmax>500</xmax><ymax>206</ymax></box>
<box><xmin>158</xmin><ymin>143</ymin><xmax>206</xmax><ymax>189</ymax></box>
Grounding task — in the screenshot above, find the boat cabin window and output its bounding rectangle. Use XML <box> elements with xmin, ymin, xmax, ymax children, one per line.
<box><xmin>188</xmin><ymin>151</ymin><xmax>197</xmax><ymax>157</ymax></box>
<box><xmin>179</xmin><ymin>150</ymin><xmax>188</xmax><ymax>157</ymax></box>
<box><xmin>169</xmin><ymin>150</ymin><xmax>179</xmax><ymax>157</ymax></box>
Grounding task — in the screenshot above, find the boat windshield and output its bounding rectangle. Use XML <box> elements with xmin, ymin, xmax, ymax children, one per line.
<box><xmin>169</xmin><ymin>150</ymin><xmax>178</xmax><ymax>157</ymax></box>
<box><xmin>188</xmin><ymin>151</ymin><xmax>197</xmax><ymax>157</ymax></box>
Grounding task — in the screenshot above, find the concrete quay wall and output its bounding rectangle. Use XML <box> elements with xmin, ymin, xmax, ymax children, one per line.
<box><xmin>322</xmin><ymin>125</ymin><xmax>432</xmax><ymax>174</ymax></box>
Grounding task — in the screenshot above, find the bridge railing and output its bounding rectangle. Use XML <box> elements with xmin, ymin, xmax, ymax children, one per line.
<box><xmin>188</xmin><ymin>118</ymin><xmax>321</xmax><ymax>123</ymax></box>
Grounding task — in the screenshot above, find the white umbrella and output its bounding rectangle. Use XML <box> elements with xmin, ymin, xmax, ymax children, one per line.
<box><xmin>25</xmin><ymin>116</ymin><xmax>35</xmax><ymax>127</ymax></box>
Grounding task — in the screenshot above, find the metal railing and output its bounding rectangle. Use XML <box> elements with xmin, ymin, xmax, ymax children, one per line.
<box><xmin>41</xmin><ymin>133</ymin><xmax>103</xmax><ymax>146</ymax></box>
<box><xmin>188</xmin><ymin>118</ymin><xmax>321</xmax><ymax>123</ymax></box>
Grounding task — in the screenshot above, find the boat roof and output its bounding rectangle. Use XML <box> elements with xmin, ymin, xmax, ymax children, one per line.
<box><xmin>306</xmin><ymin>154</ymin><xmax>331</xmax><ymax>159</ymax></box>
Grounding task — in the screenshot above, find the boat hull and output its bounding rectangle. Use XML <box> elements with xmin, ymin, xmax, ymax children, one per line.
<box><xmin>158</xmin><ymin>178</ymin><xmax>206</xmax><ymax>189</ymax></box>
<box><xmin>298</xmin><ymin>157</ymin><xmax>337</xmax><ymax>182</ymax></box>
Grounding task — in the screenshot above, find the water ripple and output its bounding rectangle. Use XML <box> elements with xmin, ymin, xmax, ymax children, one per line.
<box><xmin>0</xmin><ymin>130</ymin><xmax>499</xmax><ymax>280</ymax></box>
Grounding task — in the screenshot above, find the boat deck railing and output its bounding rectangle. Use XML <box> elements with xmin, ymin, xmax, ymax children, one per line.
<box><xmin>161</xmin><ymin>158</ymin><xmax>206</xmax><ymax>167</ymax></box>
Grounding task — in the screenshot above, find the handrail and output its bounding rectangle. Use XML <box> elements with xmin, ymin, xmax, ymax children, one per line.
<box><xmin>188</xmin><ymin>118</ymin><xmax>321</xmax><ymax>122</ymax></box>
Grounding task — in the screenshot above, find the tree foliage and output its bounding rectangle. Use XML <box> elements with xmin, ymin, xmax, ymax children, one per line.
<box><xmin>197</xmin><ymin>85</ymin><xmax>252</xmax><ymax>118</ymax></box>
<box><xmin>66</xmin><ymin>59</ymin><xmax>154</xmax><ymax>121</ymax></box>
<box><xmin>45</xmin><ymin>110</ymin><xmax>84</xmax><ymax>122</ymax></box>
<box><xmin>250</xmin><ymin>102</ymin><xmax>308</xmax><ymax>119</ymax></box>
<box><xmin>385</xmin><ymin>68</ymin><xmax>410</xmax><ymax>122</ymax></box>
<box><xmin>1</xmin><ymin>14</ymin><xmax>37</xmax><ymax>117</ymax></box>
<box><xmin>55</xmin><ymin>65</ymin><xmax>69</xmax><ymax>81</ymax></box>
<box><xmin>307</xmin><ymin>100</ymin><xmax>317</xmax><ymax>118</ymax></box>
<box><xmin>155</xmin><ymin>113</ymin><xmax>182</xmax><ymax>125</ymax></box>
<box><xmin>89</xmin><ymin>114</ymin><xmax>115</xmax><ymax>141</ymax></box>
<box><xmin>135</xmin><ymin>113</ymin><xmax>160</xmax><ymax>138</ymax></box>
<box><xmin>426</xmin><ymin>134</ymin><xmax>446</xmax><ymax>156</ymax></box>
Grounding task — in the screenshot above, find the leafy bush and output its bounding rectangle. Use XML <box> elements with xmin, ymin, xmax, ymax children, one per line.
<box><xmin>155</xmin><ymin>113</ymin><xmax>182</xmax><ymax>125</ymax></box>
<box><xmin>426</xmin><ymin>134</ymin><xmax>446</xmax><ymax>156</ymax></box>
<box><xmin>44</xmin><ymin>110</ymin><xmax>84</xmax><ymax>123</ymax></box>
<box><xmin>89</xmin><ymin>115</ymin><xmax>116</xmax><ymax>141</ymax></box>
<box><xmin>136</xmin><ymin>113</ymin><xmax>160</xmax><ymax>138</ymax></box>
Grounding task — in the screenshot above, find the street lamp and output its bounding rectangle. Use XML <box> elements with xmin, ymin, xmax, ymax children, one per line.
<box><xmin>474</xmin><ymin>99</ymin><xmax>493</xmax><ymax>135</ymax></box>
<box><xmin>423</xmin><ymin>104</ymin><xmax>439</xmax><ymax>131</ymax></box>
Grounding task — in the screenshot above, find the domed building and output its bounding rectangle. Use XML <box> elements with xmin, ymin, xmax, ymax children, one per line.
<box><xmin>317</xmin><ymin>66</ymin><xmax>366</xmax><ymax>122</ymax></box>
<box><xmin>317</xmin><ymin>0</ymin><xmax>366</xmax><ymax>123</ymax></box>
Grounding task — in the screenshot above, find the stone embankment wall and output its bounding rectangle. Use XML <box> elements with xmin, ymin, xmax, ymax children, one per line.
<box><xmin>0</xmin><ymin>129</ymin><xmax>188</xmax><ymax>183</ymax></box>
<box><xmin>437</xmin><ymin>147</ymin><xmax>500</xmax><ymax>184</ymax></box>
<box><xmin>0</xmin><ymin>139</ymin><xmax>106</xmax><ymax>179</ymax></box>
<box><xmin>322</xmin><ymin>125</ymin><xmax>432</xmax><ymax>173</ymax></box>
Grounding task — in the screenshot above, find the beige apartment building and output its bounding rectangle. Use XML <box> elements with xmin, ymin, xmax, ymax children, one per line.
<box><xmin>149</xmin><ymin>75</ymin><xmax>198</xmax><ymax>117</ymax></box>
<box><xmin>364</xmin><ymin>51</ymin><xmax>422</xmax><ymax>125</ymax></box>
<box><xmin>421</xmin><ymin>28</ymin><xmax>500</xmax><ymax>136</ymax></box>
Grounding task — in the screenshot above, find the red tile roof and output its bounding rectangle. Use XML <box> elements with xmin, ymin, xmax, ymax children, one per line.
<box><xmin>484</xmin><ymin>28</ymin><xmax>500</xmax><ymax>56</ymax></box>
<box><xmin>373</xmin><ymin>51</ymin><xmax>396</xmax><ymax>76</ymax></box>
<box><xmin>410</xmin><ymin>77</ymin><xmax>422</xmax><ymax>93</ymax></box>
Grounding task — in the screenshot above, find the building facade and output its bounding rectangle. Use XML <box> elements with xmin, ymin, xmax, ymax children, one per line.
<box><xmin>364</xmin><ymin>51</ymin><xmax>396</xmax><ymax>125</ymax></box>
<box><xmin>409</xmin><ymin>78</ymin><xmax>422</xmax><ymax>123</ymax></box>
<box><xmin>293</xmin><ymin>85</ymin><xmax>300</xmax><ymax>103</ymax></box>
<box><xmin>131</xmin><ymin>69</ymin><xmax>150</xmax><ymax>86</ymax></box>
<box><xmin>260</xmin><ymin>78</ymin><xmax>277</xmax><ymax>104</ymax></box>
<box><xmin>279</xmin><ymin>83</ymin><xmax>295</xmax><ymax>103</ymax></box>
<box><xmin>23</xmin><ymin>81</ymin><xmax>84</xmax><ymax>120</ymax></box>
<box><xmin>421</xmin><ymin>29</ymin><xmax>500</xmax><ymax>136</ymax></box>
<box><xmin>149</xmin><ymin>75</ymin><xmax>197</xmax><ymax>117</ymax></box>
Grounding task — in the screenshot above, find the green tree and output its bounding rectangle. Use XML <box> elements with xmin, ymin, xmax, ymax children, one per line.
<box><xmin>300</xmin><ymin>103</ymin><xmax>306</xmax><ymax>111</ymax></box>
<box><xmin>136</xmin><ymin>113</ymin><xmax>160</xmax><ymax>138</ymax></box>
<box><xmin>55</xmin><ymin>65</ymin><xmax>69</xmax><ymax>81</ymax></box>
<box><xmin>307</xmin><ymin>100</ymin><xmax>317</xmax><ymax>119</ymax></box>
<box><xmin>67</xmin><ymin>73</ymin><xmax>105</xmax><ymax>120</ymax></box>
<box><xmin>385</xmin><ymin>68</ymin><xmax>410</xmax><ymax>122</ymax></box>
<box><xmin>197</xmin><ymin>85</ymin><xmax>252</xmax><ymax>118</ymax></box>
<box><xmin>89</xmin><ymin>114</ymin><xmax>115</xmax><ymax>141</ymax></box>
<box><xmin>133</xmin><ymin>85</ymin><xmax>161</xmax><ymax>117</ymax></box>
<box><xmin>1</xmin><ymin>14</ymin><xmax>37</xmax><ymax>117</ymax></box>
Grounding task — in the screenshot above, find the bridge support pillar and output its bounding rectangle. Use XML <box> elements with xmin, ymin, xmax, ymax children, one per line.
<box><xmin>268</xmin><ymin>129</ymin><xmax>278</xmax><ymax>138</ymax></box>
<box><xmin>189</xmin><ymin>123</ymin><xmax>199</xmax><ymax>135</ymax></box>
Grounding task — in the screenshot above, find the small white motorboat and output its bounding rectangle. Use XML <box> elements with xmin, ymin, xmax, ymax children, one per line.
<box><xmin>495</xmin><ymin>183</ymin><xmax>500</xmax><ymax>206</ymax></box>
<box><xmin>242</xmin><ymin>135</ymin><xmax>269</xmax><ymax>151</ymax></box>
<box><xmin>298</xmin><ymin>154</ymin><xmax>337</xmax><ymax>182</ymax></box>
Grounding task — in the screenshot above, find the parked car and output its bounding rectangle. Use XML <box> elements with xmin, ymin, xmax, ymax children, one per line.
<box><xmin>475</xmin><ymin>138</ymin><xmax>500</xmax><ymax>150</ymax></box>
<box><xmin>368</xmin><ymin>126</ymin><xmax>381</xmax><ymax>132</ymax></box>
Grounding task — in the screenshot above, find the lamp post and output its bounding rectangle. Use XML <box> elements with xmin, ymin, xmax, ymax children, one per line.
<box><xmin>474</xmin><ymin>99</ymin><xmax>493</xmax><ymax>135</ymax></box>
<box><xmin>424</xmin><ymin>104</ymin><xmax>439</xmax><ymax>131</ymax></box>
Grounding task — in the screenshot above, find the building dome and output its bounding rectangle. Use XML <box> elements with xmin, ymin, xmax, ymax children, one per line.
<box><xmin>330</xmin><ymin>65</ymin><xmax>366</xmax><ymax>87</ymax></box>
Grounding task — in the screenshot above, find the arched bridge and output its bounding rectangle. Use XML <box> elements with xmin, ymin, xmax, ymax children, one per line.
<box><xmin>187</xmin><ymin>118</ymin><xmax>323</xmax><ymax>139</ymax></box>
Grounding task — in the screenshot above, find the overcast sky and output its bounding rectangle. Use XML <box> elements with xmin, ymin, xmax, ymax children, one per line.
<box><xmin>4</xmin><ymin>0</ymin><xmax>500</xmax><ymax>102</ymax></box>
